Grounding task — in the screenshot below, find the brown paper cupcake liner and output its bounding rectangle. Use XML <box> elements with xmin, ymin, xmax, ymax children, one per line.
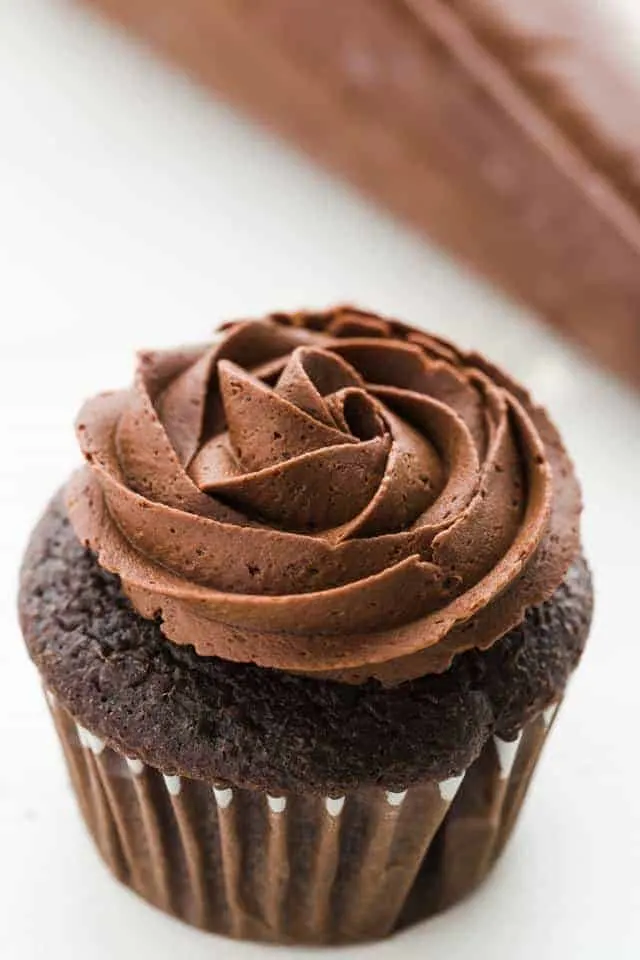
<box><xmin>44</xmin><ymin>691</ymin><xmax>560</xmax><ymax>945</ymax></box>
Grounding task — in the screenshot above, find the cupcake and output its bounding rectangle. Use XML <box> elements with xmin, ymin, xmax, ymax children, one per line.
<box><xmin>19</xmin><ymin>307</ymin><xmax>592</xmax><ymax>945</ymax></box>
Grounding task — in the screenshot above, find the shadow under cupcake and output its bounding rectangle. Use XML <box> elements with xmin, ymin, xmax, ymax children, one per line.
<box><xmin>19</xmin><ymin>307</ymin><xmax>592</xmax><ymax>945</ymax></box>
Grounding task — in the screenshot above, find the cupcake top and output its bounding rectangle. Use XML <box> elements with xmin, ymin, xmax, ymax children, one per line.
<box><xmin>67</xmin><ymin>307</ymin><xmax>581</xmax><ymax>686</ymax></box>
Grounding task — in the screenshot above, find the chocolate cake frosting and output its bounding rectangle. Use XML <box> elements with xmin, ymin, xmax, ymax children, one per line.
<box><xmin>67</xmin><ymin>308</ymin><xmax>581</xmax><ymax>685</ymax></box>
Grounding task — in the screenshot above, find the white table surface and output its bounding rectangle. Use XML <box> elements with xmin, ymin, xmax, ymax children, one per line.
<box><xmin>1</xmin><ymin>1</ymin><xmax>639</xmax><ymax>957</ymax></box>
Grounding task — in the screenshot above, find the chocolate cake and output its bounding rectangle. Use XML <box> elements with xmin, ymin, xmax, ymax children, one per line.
<box><xmin>19</xmin><ymin>307</ymin><xmax>593</xmax><ymax>943</ymax></box>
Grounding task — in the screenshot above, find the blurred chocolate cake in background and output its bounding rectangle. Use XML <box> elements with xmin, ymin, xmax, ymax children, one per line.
<box><xmin>81</xmin><ymin>0</ymin><xmax>640</xmax><ymax>388</ymax></box>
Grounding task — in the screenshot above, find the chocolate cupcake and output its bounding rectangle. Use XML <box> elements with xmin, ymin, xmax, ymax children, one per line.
<box><xmin>19</xmin><ymin>307</ymin><xmax>592</xmax><ymax>944</ymax></box>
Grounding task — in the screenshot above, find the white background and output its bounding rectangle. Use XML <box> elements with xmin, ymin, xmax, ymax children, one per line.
<box><xmin>1</xmin><ymin>1</ymin><xmax>639</xmax><ymax>957</ymax></box>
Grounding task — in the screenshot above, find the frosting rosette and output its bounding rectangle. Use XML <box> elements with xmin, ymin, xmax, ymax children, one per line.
<box><xmin>67</xmin><ymin>308</ymin><xmax>581</xmax><ymax>684</ymax></box>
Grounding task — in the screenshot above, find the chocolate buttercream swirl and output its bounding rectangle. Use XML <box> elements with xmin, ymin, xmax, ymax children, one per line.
<box><xmin>67</xmin><ymin>308</ymin><xmax>581</xmax><ymax>684</ymax></box>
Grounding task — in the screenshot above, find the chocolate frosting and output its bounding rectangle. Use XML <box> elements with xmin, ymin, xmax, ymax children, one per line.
<box><xmin>67</xmin><ymin>307</ymin><xmax>581</xmax><ymax>684</ymax></box>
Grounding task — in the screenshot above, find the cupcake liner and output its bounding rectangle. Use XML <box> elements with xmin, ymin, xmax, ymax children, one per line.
<box><xmin>45</xmin><ymin>692</ymin><xmax>560</xmax><ymax>945</ymax></box>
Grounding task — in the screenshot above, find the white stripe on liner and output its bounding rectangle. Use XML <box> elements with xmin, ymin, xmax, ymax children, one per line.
<box><xmin>267</xmin><ymin>795</ymin><xmax>287</xmax><ymax>814</ymax></box>
<box><xmin>325</xmin><ymin>796</ymin><xmax>345</xmax><ymax>817</ymax></box>
<box><xmin>542</xmin><ymin>703</ymin><xmax>559</xmax><ymax>730</ymax></box>
<box><xmin>163</xmin><ymin>774</ymin><xmax>181</xmax><ymax>796</ymax></box>
<box><xmin>45</xmin><ymin>690</ymin><xmax>57</xmax><ymax>708</ymax></box>
<box><xmin>385</xmin><ymin>790</ymin><xmax>407</xmax><ymax>807</ymax></box>
<box><xmin>438</xmin><ymin>773</ymin><xmax>465</xmax><ymax>803</ymax></box>
<box><xmin>125</xmin><ymin>757</ymin><xmax>144</xmax><ymax>776</ymax></box>
<box><xmin>213</xmin><ymin>787</ymin><xmax>233</xmax><ymax>809</ymax></box>
<box><xmin>75</xmin><ymin>723</ymin><xmax>90</xmax><ymax>749</ymax></box>
<box><xmin>75</xmin><ymin>723</ymin><xmax>105</xmax><ymax>755</ymax></box>
<box><xmin>494</xmin><ymin>732</ymin><xmax>522</xmax><ymax>778</ymax></box>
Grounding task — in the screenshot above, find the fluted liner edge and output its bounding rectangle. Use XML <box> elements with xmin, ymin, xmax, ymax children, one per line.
<box><xmin>45</xmin><ymin>693</ymin><xmax>559</xmax><ymax>944</ymax></box>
